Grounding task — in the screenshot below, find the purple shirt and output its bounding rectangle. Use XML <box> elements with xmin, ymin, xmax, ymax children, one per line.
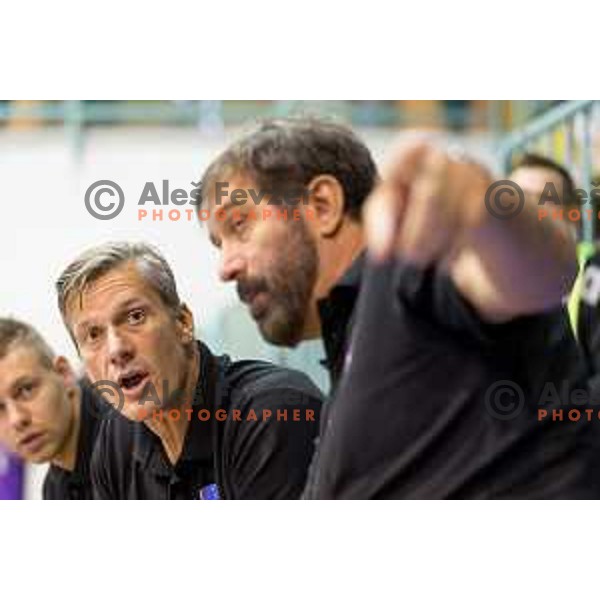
<box><xmin>0</xmin><ymin>446</ymin><xmax>24</xmax><ymax>500</ymax></box>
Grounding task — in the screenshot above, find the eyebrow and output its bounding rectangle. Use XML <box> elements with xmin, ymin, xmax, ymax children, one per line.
<box><xmin>75</xmin><ymin>297</ymin><xmax>148</xmax><ymax>332</ymax></box>
<box><xmin>216</xmin><ymin>198</ymin><xmax>235</xmax><ymax>212</ymax></box>
<box><xmin>207</xmin><ymin>200</ymin><xmax>241</xmax><ymax>248</ymax></box>
<box><xmin>9</xmin><ymin>374</ymin><xmax>36</xmax><ymax>395</ymax></box>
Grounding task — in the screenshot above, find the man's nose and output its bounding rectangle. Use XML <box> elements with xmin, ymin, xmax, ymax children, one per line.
<box><xmin>107</xmin><ymin>327</ymin><xmax>134</xmax><ymax>368</ymax></box>
<box><xmin>7</xmin><ymin>403</ymin><xmax>30</xmax><ymax>432</ymax></box>
<box><xmin>219</xmin><ymin>248</ymin><xmax>246</xmax><ymax>283</ymax></box>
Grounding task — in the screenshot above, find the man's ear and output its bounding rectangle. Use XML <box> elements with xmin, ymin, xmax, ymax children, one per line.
<box><xmin>53</xmin><ymin>356</ymin><xmax>77</xmax><ymax>388</ymax></box>
<box><xmin>305</xmin><ymin>175</ymin><xmax>346</xmax><ymax>237</ymax></box>
<box><xmin>176</xmin><ymin>303</ymin><xmax>195</xmax><ymax>344</ymax></box>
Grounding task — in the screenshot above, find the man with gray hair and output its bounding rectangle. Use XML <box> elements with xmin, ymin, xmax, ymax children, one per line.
<box><xmin>0</xmin><ymin>318</ymin><xmax>106</xmax><ymax>499</ymax></box>
<box><xmin>56</xmin><ymin>241</ymin><xmax>323</xmax><ymax>499</ymax></box>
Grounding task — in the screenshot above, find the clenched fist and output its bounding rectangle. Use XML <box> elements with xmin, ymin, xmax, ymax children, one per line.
<box><xmin>364</xmin><ymin>141</ymin><xmax>493</xmax><ymax>266</ymax></box>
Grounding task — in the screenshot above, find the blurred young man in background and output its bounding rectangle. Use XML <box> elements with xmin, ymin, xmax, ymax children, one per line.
<box><xmin>509</xmin><ymin>154</ymin><xmax>598</xmax><ymax>375</ymax></box>
<box><xmin>0</xmin><ymin>318</ymin><xmax>105</xmax><ymax>499</ymax></box>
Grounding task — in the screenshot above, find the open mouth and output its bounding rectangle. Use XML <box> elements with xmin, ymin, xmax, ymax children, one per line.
<box><xmin>118</xmin><ymin>369</ymin><xmax>150</xmax><ymax>396</ymax></box>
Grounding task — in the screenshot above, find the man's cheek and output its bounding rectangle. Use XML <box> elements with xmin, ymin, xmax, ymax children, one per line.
<box><xmin>86</xmin><ymin>364</ymin><xmax>105</xmax><ymax>383</ymax></box>
<box><xmin>255</xmin><ymin>223</ymin><xmax>285</xmax><ymax>258</ymax></box>
<box><xmin>0</xmin><ymin>429</ymin><xmax>12</xmax><ymax>450</ymax></box>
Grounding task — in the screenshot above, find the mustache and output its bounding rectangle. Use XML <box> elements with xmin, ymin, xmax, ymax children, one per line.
<box><xmin>236</xmin><ymin>278</ymin><xmax>270</xmax><ymax>304</ymax></box>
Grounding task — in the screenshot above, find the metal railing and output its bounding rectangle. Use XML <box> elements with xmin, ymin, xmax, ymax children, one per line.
<box><xmin>498</xmin><ymin>100</ymin><xmax>599</xmax><ymax>242</ymax></box>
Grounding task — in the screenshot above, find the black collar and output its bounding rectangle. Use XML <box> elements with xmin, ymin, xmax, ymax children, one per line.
<box><xmin>317</xmin><ymin>252</ymin><xmax>365</xmax><ymax>387</ymax></box>
<box><xmin>331</xmin><ymin>251</ymin><xmax>365</xmax><ymax>293</ymax></box>
<box><xmin>131</xmin><ymin>341</ymin><xmax>216</xmax><ymax>475</ymax></box>
<box><xmin>46</xmin><ymin>382</ymin><xmax>102</xmax><ymax>489</ymax></box>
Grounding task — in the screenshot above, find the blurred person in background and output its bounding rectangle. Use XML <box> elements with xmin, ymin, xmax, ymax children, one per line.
<box><xmin>510</xmin><ymin>153</ymin><xmax>578</xmax><ymax>209</ymax></box>
<box><xmin>56</xmin><ymin>241</ymin><xmax>323</xmax><ymax>500</ymax></box>
<box><xmin>0</xmin><ymin>318</ymin><xmax>106</xmax><ymax>499</ymax></box>
<box><xmin>199</xmin><ymin>118</ymin><xmax>598</xmax><ymax>498</ymax></box>
<box><xmin>509</xmin><ymin>153</ymin><xmax>580</xmax><ymax>240</ymax></box>
<box><xmin>509</xmin><ymin>155</ymin><xmax>600</xmax><ymax>377</ymax></box>
<box><xmin>564</xmin><ymin>166</ymin><xmax>600</xmax><ymax>390</ymax></box>
<box><xmin>509</xmin><ymin>154</ymin><xmax>581</xmax><ymax>320</ymax></box>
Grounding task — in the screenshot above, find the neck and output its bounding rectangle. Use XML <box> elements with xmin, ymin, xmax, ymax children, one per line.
<box><xmin>52</xmin><ymin>386</ymin><xmax>82</xmax><ymax>472</ymax></box>
<box><xmin>144</xmin><ymin>346</ymin><xmax>200</xmax><ymax>465</ymax></box>
<box><xmin>303</xmin><ymin>223</ymin><xmax>365</xmax><ymax>339</ymax></box>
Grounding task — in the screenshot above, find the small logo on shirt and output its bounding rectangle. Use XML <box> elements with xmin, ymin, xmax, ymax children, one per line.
<box><xmin>199</xmin><ymin>483</ymin><xmax>221</xmax><ymax>500</ymax></box>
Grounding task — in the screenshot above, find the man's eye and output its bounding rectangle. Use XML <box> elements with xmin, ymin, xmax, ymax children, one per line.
<box><xmin>128</xmin><ymin>308</ymin><xmax>146</xmax><ymax>325</ymax></box>
<box><xmin>87</xmin><ymin>326</ymin><xmax>102</xmax><ymax>342</ymax></box>
<box><xmin>16</xmin><ymin>382</ymin><xmax>36</xmax><ymax>400</ymax></box>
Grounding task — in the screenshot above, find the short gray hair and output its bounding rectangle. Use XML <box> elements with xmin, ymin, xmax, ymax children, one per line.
<box><xmin>0</xmin><ymin>318</ymin><xmax>55</xmax><ymax>369</ymax></box>
<box><xmin>56</xmin><ymin>241</ymin><xmax>183</xmax><ymax>327</ymax></box>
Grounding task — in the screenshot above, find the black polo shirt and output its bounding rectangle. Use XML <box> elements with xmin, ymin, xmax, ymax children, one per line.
<box><xmin>317</xmin><ymin>254</ymin><xmax>363</xmax><ymax>390</ymax></box>
<box><xmin>43</xmin><ymin>382</ymin><xmax>105</xmax><ymax>500</ymax></box>
<box><xmin>91</xmin><ymin>341</ymin><xmax>323</xmax><ymax>499</ymax></box>
<box><xmin>306</xmin><ymin>255</ymin><xmax>600</xmax><ymax>499</ymax></box>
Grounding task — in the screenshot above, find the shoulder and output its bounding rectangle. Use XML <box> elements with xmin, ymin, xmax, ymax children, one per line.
<box><xmin>89</xmin><ymin>412</ymin><xmax>138</xmax><ymax>499</ymax></box>
<box><xmin>218</xmin><ymin>360</ymin><xmax>323</xmax><ymax>456</ymax></box>
<box><xmin>90</xmin><ymin>411</ymin><xmax>137</xmax><ymax>470</ymax></box>
<box><xmin>217</xmin><ymin>361</ymin><xmax>322</xmax><ymax>499</ymax></box>
<box><xmin>223</xmin><ymin>359</ymin><xmax>324</xmax><ymax>408</ymax></box>
<box><xmin>42</xmin><ymin>466</ymin><xmax>61</xmax><ymax>500</ymax></box>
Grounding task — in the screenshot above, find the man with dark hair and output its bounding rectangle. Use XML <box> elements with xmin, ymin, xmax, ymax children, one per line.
<box><xmin>510</xmin><ymin>153</ymin><xmax>577</xmax><ymax>210</ymax></box>
<box><xmin>509</xmin><ymin>155</ymin><xmax>598</xmax><ymax>372</ymax></box>
<box><xmin>56</xmin><ymin>241</ymin><xmax>323</xmax><ymax>500</ymax></box>
<box><xmin>199</xmin><ymin>118</ymin><xmax>600</xmax><ymax>499</ymax></box>
<box><xmin>509</xmin><ymin>153</ymin><xmax>582</xmax><ymax>312</ymax></box>
<box><xmin>0</xmin><ymin>318</ymin><xmax>105</xmax><ymax>499</ymax></box>
<box><xmin>201</xmin><ymin>118</ymin><xmax>377</xmax><ymax>382</ymax></box>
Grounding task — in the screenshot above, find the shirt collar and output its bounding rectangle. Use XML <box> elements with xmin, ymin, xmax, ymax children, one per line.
<box><xmin>131</xmin><ymin>340</ymin><xmax>216</xmax><ymax>473</ymax></box>
<box><xmin>49</xmin><ymin>382</ymin><xmax>102</xmax><ymax>486</ymax></box>
<box><xmin>317</xmin><ymin>252</ymin><xmax>366</xmax><ymax>384</ymax></box>
<box><xmin>317</xmin><ymin>251</ymin><xmax>365</xmax><ymax>321</ymax></box>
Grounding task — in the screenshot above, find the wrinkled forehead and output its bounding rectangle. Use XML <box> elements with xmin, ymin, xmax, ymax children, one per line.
<box><xmin>203</xmin><ymin>173</ymin><xmax>308</xmax><ymax>247</ymax></box>
<box><xmin>204</xmin><ymin>171</ymin><xmax>258</xmax><ymax>207</ymax></box>
<box><xmin>205</xmin><ymin>172</ymin><xmax>259</xmax><ymax>219</ymax></box>
<box><xmin>65</xmin><ymin>262</ymin><xmax>166</xmax><ymax>328</ymax></box>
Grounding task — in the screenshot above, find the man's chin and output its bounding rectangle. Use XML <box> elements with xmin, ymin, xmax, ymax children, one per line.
<box><xmin>258</xmin><ymin>314</ymin><xmax>304</xmax><ymax>348</ymax></box>
<box><xmin>27</xmin><ymin>445</ymin><xmax>57</xmax><ymax>465</ymax></box>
